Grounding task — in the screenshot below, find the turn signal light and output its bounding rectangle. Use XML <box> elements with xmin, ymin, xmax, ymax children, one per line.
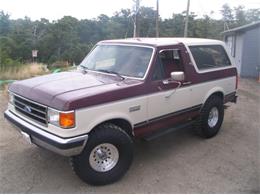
<box><xmin>59</xmin><ymin>112</ymin><xmax>75</xmax><ymax>128</ymax></box>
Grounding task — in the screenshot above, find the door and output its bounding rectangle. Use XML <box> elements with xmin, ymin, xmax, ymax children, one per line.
<box><xmin>234</xmin><ymin>35</ymin><xmax>243</xmax><ymax>75</ymax></box>
<box><xmin>147</xmin><ymin>47</ymin><xmax>193</xmax><ymax>128</ymax></box>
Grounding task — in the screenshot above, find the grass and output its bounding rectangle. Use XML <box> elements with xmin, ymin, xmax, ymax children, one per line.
<box><xmin>0</xmin><ymin>62</ymin><xmax>75</xmax><ymax>98</ymax></box>
<box><xmin>0</xmin><ymin>63</ymin><xmax>49</xmax><ymax>80</ymax></box>
<box><xmin>0</xmin><ymin>63</ymin><xmax>49</xmax><ymax>98</ymax></box>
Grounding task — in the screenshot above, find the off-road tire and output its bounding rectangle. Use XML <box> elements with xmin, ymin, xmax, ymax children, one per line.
<box><xmin>70</xmin><ymin>123</ymin><xmax>133</xmax><ymax>185</ymax></box>
<box><xmin>196</xmin><ymin>95</ymin><xmax>224</xmax><ymax>138</ymax></box>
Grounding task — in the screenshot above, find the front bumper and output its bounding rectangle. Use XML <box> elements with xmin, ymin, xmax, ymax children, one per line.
<box><xmin>4</xmin><ymin>110</ymin><xmax>88</xmax><ymax>156</ymax></box>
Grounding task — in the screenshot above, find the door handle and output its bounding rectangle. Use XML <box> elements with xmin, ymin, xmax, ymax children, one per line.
<box><xmin>182</xmin><ymin>81</ymin><xmax>192</xmax><ymax>86</ymax></box>
<box><xmin>164</xmin><ymin>81</ymin><xmax>182</xmax><ymax>98</ymax></box>
<box><xmin>162</xmin><ymin>79</ymin><xmax>170</xmax><ymax>85</ymax></box>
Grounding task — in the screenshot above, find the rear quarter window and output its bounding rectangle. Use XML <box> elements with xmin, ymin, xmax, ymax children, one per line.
<box><xmin>189</xmin><ymin>45</ymin><xmax>231</xmax><ymax>70</ymax></box>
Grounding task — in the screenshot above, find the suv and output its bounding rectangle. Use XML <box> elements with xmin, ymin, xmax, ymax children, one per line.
<box><xmin>4</xmin><ymin>38</ymin><xmax>238</xmax><ymax>185</ymax></box>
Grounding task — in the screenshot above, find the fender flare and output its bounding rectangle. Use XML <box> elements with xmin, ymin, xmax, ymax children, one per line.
<box><xmin>202</xmin><ymin>87</ymin><xmax>225</xmax><ymax>106</ymax></box>
<box><xmin>86</xmin><ymin>112</ymin><xmax>133</xmax><ymax>134</ymax></box>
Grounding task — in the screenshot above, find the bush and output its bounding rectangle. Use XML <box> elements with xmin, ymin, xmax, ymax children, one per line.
<box><xmin>49</xmin><ymin>60</ymin><xmax>70</xmax><ymax>68</ymax></box>
<box><xmin>0</xmin><ymin>58</ymin><xmax>21</xmax><ymax>69</ymax></box>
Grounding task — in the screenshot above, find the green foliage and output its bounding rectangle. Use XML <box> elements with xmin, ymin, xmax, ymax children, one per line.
<box><xmin>0</xmin><ymin>11</ymin><xmax>11</xmax><ymax>36</ymax></box>
<box><xmin>220</xmin><ymin>4</ymin><xmax>260</xmax><ymax>29</ymax></box>
<box><xmin>0</xmin><ymin>5</ymin><xmax>259</xmax><ymax>69</ymax></box>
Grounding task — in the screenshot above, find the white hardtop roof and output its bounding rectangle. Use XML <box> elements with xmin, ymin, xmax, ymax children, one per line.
<box><xmin>100</xmin><ymin>37</ymin><xmax>224</xmax><ymax>47</ymax></box>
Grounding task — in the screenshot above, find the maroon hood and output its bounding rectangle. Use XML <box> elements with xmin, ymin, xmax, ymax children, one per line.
<box><xmin>9</xmin><ymin>71</ymin><xmax>145</xmax><ymax>111</ymax></box>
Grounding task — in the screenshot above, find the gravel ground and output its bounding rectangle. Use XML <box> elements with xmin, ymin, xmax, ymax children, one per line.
<box><xmin>0</xmin><ymin>78</ymin><xmax>259</xmax><ymax>193</ymax></box>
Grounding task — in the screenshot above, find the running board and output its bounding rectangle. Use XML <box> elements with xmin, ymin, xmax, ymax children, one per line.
<box><xmin>143</xmin><ymin>120</ymin><xmax>195</xmax><ymax>141</ymax></box>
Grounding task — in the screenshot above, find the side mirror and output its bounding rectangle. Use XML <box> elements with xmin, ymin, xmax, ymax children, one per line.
<box><xmin>171</xmin><ymin>71</ymin><xmax>185</xmax><ymax>81</ymax></box>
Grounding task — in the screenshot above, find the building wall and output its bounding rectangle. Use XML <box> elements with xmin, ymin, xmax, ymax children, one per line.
<box><xmin>240</xmin><ymin>27</ymin><xmax>260</xmax><ymax>78</ymax></box>
<box><xmin>224</xmin><ymin>25</ymin><xmax>260</xmax><ymax>78</ymax></box>
<box><xmin>225</xmin><ymin>34</ymin><xmax>243</xmax><ymax>75</ymax></box>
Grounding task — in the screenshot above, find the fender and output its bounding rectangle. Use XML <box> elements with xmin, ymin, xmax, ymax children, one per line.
<box><xmin>202</xmin><ymin>87</ymin><xmax>225</xmax><ymax>105</ymax></box>
<box><xmin>80</xmin><ymin>111</ymin><xmax>134</xmax><ymax>134</ymax></box>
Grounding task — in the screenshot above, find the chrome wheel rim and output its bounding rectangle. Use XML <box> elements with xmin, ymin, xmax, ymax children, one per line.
<box><xmin>208</xmin><ymin>107</ymin><xmax>219</xmax><ymax>128</ymax></box>
<box><xmin>89</xmin><ymin>143</ymin><xmax>119</xmax><ymax>172</ymax></box>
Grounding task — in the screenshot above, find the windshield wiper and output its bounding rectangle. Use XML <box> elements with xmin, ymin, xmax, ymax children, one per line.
<box><xmin>79</xmin><ymin>65</ymin><xmax>89</xmax><ymax>74</ymax></box>
<box><xmin>96</xmin><ymin>69</ymin><xmax>125</xmax><ymax>80</ymax></box>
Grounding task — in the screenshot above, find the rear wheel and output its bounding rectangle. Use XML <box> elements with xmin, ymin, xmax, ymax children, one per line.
<box><xmin>197</xmin><ymin>96</ymin><xmax>224</xmax><ymax>138</ymax></box>
<box><xmin>70</xmin><ymin>123</ymin><xmax>133</xmax><ymax>185</ymax></box>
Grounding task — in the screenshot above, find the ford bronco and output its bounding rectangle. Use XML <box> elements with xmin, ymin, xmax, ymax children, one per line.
<box><xmin>4</xmin><ymin>38</ymin><xmax>238</xmax><ymax>185</ymax></box>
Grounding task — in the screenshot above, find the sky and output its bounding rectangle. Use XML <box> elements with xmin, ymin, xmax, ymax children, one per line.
<box><xmin>0</xmin><ymin>0</ymin><xmax>260</xmax><ymax>21</ymax></box>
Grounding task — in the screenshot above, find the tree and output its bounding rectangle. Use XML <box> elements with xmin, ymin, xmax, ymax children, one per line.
<box><xmin>220</xmin><ymin>4</ymin><xmax>234</xmax><ymax>30</ymax></box>
<box><xmin>246</xmin><ymin>9</ymin><xmax>260</xmax><ymax>22</ymax></box>
<box><xmin>138</xmin><ymin>7</ymin><xmax>157</xmax><ymax>37</ymax></box>
<box><xmin>0</xmin><ymin>4</ymin><xmax>259</xmax><ymax>68</ymax></box>
<box><xmin>110</xmin><ymin>9</ymin><xmax>133</xmax><ymax>38</ymax></box>
<box><xmin>234</xmin><ymin>6</ymin><xmax>247</xmax><ymax>26</ymax></box>
<box><xmin>160</xmin><ymin>13</ymin><xmax>185</xmax><ymax>37</ymax></box>
<box><xmin>0</xmin><ymin>11</ymin><xmax>10</xmax><ymax>36</ymax></box>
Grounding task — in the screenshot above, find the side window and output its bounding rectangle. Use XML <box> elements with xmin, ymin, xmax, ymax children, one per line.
<box><xmin>152</xmin><ymin>56</ymin><xmax>165</xmax><ymax>80</ymax></box>
<box><xmin>189</xmin><ymin>45</ymin><xmax>231</xmax><ymax>70</ymax></box>
<box><xmin>152</xmin><ymin>49</ymin><xmax>184</xmax><ymax>80</ymax></box>
<box><xmin>160</xmin><ymin>49</ymin><xmax>184</xmax><ymax>78</ymax></box>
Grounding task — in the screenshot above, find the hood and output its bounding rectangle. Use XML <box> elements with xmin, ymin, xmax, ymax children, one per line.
<box><xmin>9</xmin><ymin>71</ymin><xmax>144</xmax><ymax>110</ymax></box>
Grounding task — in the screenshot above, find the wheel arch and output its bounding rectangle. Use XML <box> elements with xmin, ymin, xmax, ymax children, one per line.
<box><xmin>89</xmin><ymin>117</ymin><xmax>134</xmax><ymax>137</ymax></box>
<box><xmin>202</xmin><ymin>88</ymin><xmax>225</xmax><ymax>107</ymax></box>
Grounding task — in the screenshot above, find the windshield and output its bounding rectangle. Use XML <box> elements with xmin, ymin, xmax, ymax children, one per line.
<box><xmin>80</xmin><ymin>44</ymin><xmax>153</xmax><ymax>78</ymax></box>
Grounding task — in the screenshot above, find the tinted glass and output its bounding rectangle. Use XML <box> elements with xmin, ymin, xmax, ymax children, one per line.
<box><xmin>189</xmin><ymin>45</ymin><xmax>231</xmax><ymax>70</ymax></box>
<box><xmin>152</xmin><ymin>57</ymin><xmax>165</xmax><ymax>80</ymax></box>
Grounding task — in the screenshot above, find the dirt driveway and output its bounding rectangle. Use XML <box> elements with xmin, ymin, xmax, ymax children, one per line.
<box><xmin>0</xmin><ymin>79</ymin><xmax>259</xmax><ymax>193</ymax></box>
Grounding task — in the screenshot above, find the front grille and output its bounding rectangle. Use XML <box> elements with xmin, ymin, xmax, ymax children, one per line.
<box><xmin>14</xmin><ymin>95</ymin><xmax>47</xmax><ymax>126</ymax></box>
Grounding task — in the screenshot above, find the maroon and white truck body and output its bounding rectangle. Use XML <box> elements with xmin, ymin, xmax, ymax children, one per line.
<box><xmin>4</xmin><ymin>38</ymin><xmax>238</xmax><ymax>185</ymax></box>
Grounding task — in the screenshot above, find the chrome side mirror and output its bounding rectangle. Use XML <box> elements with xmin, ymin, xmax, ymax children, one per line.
<box><xmin>171</xmin><ymin>71</ymin><xmax>185</xmax><ymax>81</ymax></box>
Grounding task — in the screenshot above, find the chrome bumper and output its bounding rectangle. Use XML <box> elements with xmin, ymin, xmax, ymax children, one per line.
<box><xmin>4</xmin><ymin>110</ymin><xmax>88</xmax><ymax>156</ymax></box>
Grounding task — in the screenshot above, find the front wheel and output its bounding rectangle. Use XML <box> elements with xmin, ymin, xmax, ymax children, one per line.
<box><xmin>197</xmin><ymin>96</ymin><xmax>224</xmax><ymax>138</ymax></box>
<box><xmin>70</xmin><ymin>123</ymin><xmax>133</xmax><ymax>185</ymax></box>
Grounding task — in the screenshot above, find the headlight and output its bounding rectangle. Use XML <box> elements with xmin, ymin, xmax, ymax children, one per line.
<box><xmin>47</xmin><ymin>108</ymin><xmax>60</xmax><ymax>126</ymax></box>
<box><xmin>47</xmin><ymin>108</ymin><xmax>75</xmax><ymax>129</ymax></box>
<box><xmin>9</xmin><ymin>92</ymin><xmax>14</xmax><ymax>104</ymax></box>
